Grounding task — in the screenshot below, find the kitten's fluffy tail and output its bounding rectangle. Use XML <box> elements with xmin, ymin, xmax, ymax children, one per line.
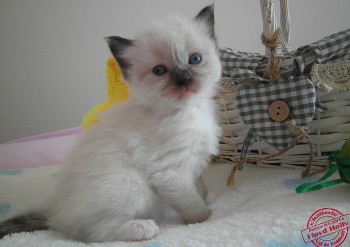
<box><xmin>0</xmin><ymin>213</ymin><xmax>48</xmax><ymax>239</ymax></box>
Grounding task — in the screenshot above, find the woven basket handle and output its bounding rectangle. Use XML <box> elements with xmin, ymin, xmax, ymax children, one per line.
<box><xmin>260</xmin><ymin>0</ymin><xmax>291</xmax><ymax>81</ymax></box>
<box><xmin>279</xmin><ymin>0</ymin><xmax>291</xmax><ymax>53</ymax></box>
<box><xmin>260</xmin><ymin>0</ymin><xmax>291</xmax><ymax>55</ymax></box>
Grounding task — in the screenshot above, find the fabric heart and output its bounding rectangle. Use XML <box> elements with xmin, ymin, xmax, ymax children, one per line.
<box><xmin>236</xmin><ymin>76</ymin><xmax>316</xmax><ymax>151</ymax></box>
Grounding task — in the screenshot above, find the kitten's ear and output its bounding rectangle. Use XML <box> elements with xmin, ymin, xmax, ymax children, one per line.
<box><xmin>194</xmin><ymin>4</ymin><xmax>217</xmax><ymax>44</ymax></box>
<box><xmin>105</xmin><ymin>36</ymin><xmax>134</xmax><ymax>73</ymax></box>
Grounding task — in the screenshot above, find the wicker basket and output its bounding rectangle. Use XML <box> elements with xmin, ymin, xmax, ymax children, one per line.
<box><xmin>217</xmin><ymin>83</ymin><xmax>350</xmax><ymax>169</ymax></box>
<box><xmin>216</xmin><ymin>0</ymin><xmax>350</xmax><ymax>171</ymax></box>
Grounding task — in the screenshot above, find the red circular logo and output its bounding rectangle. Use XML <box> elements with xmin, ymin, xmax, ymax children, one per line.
<box><xmin>301</xmin><ymin>208</ymin><xmax>349</xmax><ymax>247</ymax></box>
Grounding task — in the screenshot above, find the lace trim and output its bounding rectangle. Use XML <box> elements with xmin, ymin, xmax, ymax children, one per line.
<box><xmin>311</xmin><ymin>60</ymin><xmax>350</xmax><ymax>92</ymax></box>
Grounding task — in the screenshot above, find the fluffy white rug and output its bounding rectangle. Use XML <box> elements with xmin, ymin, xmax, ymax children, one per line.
<box><xmin>0</xmin><ymin>163</ymin><xmax>349</xmax><ymax>247</ymax></box>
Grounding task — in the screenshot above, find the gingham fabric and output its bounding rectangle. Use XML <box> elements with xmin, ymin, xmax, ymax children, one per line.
<box><xmin>236</xmin><ymin>76</ymin><xmax>316</xmax><ymax>150</ymax></box>
<box><xmin>293</xmin><ymin>28</ymin><xmax>350</xmax><ymax>72</ymax></box>
<box><xmin>219</xmin><ymin>29</ymin><xmax>350</xmax><ymax>151</ymax></box>
<box><xmin>219</xmin><ymin>28</ymin><xmax>350</xmax><ymax>83</ymax></box>
<box><xmin>220</xmin><ymin>49</ymin><xmax>267</xmax><ymax>82</ymax></box>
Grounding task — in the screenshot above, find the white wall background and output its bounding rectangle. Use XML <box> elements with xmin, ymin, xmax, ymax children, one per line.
<box><xmin>0</xmin><ymin>0</ymin><xmax>349</xmax><ymax>143</ymax></box>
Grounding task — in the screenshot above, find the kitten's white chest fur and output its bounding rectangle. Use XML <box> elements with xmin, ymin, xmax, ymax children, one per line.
<box><xmin>83</xmin><ymin>97</ymin><xmax>220</xmax><ymax>175</ymax></box>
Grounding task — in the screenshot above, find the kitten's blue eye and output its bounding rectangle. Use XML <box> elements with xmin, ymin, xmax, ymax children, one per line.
<box><xmin>152</xmin><ymin>65</ymin><xmax>167</xmax><ymax>76</ymax></box>
<box><xmin>189</xmin><ymin>53</ymin><xmax>202</xmax><ymax>64</ymax></box>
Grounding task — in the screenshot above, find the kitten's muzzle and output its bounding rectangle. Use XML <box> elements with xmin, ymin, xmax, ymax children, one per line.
<box><xmin>174</xmin><ymin>69</ymin><xmax>193</xmax><ymax>87</ymax></box>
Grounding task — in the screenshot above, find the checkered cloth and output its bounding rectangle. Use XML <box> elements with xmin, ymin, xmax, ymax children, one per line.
<box><xmin>219</xmin><ymin>28</ymin><xmax>350</xmax><ymax>152</ymax></box>
<box><xmin>220</xmin><ymin>49</ymin><xmax>267</xmax><ymax>83</ymax></box>
<box><xmin>236</xmin><ymin>76</ymin><xmax>316</xmax><ymax>150</ymax></box>
<box><xmin>219</xmin><ymin>28</ymin><xmax>350</xmax><ymax>83</ymax></box>
<box><xmin>293</xmin><ymin>28</ymin><xmax>350</xmax><ymax>73</ymax></box>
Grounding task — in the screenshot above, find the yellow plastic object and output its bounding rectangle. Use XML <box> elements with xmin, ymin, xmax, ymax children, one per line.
<box><xmin>81</xmin><ymin>58</ymin><xmax>130</xmax><ymax>129</ymax></box>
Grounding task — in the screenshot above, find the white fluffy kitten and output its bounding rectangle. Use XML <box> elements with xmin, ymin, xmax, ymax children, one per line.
<box><xmin>0</xmin><ymin>5</ymin><xmax>222</xmax><ymax>243</ymax></box>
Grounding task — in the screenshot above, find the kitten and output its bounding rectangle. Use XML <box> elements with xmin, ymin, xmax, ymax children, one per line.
<box><xmin>0</xmin><ymin>5</ymin><xmax>222</xmax><ymax>242</ymax></box>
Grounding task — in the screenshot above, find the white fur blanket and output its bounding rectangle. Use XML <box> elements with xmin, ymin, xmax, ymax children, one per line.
<box><xmin>1</xmin><ymin>162</ymin><xmax>349</xmax><ymax>247</ymax></box>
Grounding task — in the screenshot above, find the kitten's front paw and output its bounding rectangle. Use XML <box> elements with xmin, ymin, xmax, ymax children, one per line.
<box><xmin>205</xmin><ymin>191</ymin><xmax>216</xmax><ymax>205</ymax></box>
<box><xmin>183</xmin><ymin>208</ymin><xmax>212</xmax><ymax>225</ymax></box>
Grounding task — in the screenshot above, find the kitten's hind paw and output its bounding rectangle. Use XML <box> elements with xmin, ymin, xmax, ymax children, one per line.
<box><xmin>121</xmin><ymin>219</ymin><xmax>159</xmax><ymax>241</ymax></box>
